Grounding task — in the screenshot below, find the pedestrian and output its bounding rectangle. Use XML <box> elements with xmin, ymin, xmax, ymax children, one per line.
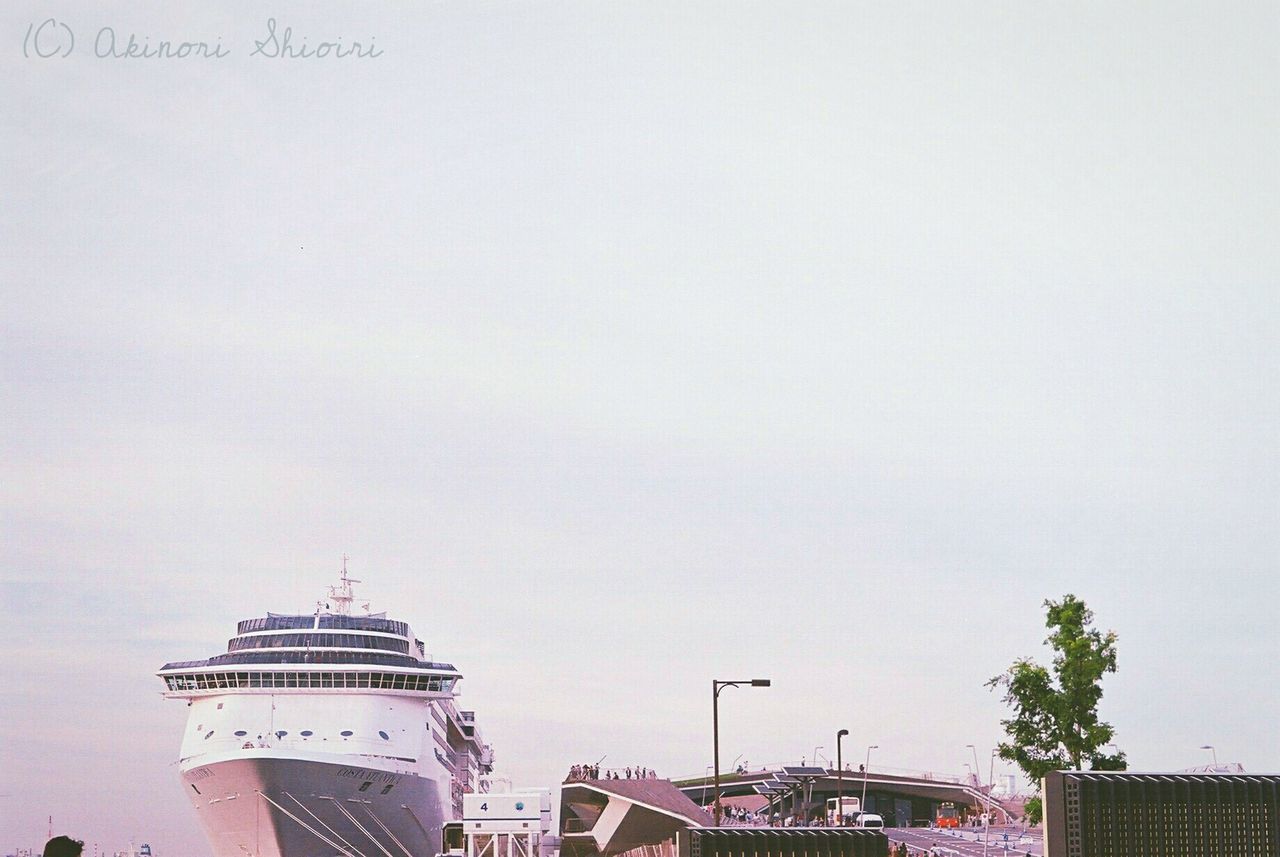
<box><xmin>43</xmin><ymin>838</ymin><xmax>83</xmax><ymax>857</ymax></box>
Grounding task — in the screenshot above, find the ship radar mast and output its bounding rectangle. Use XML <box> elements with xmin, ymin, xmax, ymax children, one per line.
<box><xmin>322</xmin><ymin>555</ymin><xmax>365</xmax><ymax>616</ymax></box>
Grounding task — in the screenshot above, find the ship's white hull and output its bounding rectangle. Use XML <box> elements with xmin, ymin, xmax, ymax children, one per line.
<box><xmin>181</xmin><ymin>754</ymin><xmax>446</xmax><ymax>857</ymax></box>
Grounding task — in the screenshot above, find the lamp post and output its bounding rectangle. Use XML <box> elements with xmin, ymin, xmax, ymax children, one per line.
<box><xmin>967</xmin><ymin>744</ymin><xmax>982</xmax><ymax>787</ymax></box>
<box><xmin>984</xmin><ymin>749</ymin><xmax>1000</xmax><ymax>855</ymax></box>
<box><xmin>860</xmin><ymin>745</ymin><xmax>877</xmax><ymax>824</ymax></box>
<box><xmin>1201</xmin><ymin>745</ymin><xmax>1218</xmax><ymax>766</ymax></box>
<box><xmin>966</xmin><ymin>744</ymin><xmax>986</xmax><ymax>823</ymax></box>
<box><xmin>967</xmin><ymin>744</ymin><xmax>999</xmax><ymax>855</ymax></box>
<box><xmin>713</xmin><ymin>678</ymin><xmax>771</xmax><ymax>826</ymax></box>
<box><xmin>836</xmin><ymin>729</ymin><xmax>848</xmax><ymax>826</ymax></box>
<box><xmin>989</xmin><ymin>749</ymin><xmax>1001</xmax><ymax>822</ymax></box>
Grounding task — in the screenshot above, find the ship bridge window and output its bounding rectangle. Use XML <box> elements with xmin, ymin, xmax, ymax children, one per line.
<box><xmin>234</xmin><ymin>730</ymin><xmax>247</xmax><ymax>737</ymax></box>
<box><xmin>379</xmin><ymin>730</ymin><xmax>390</xmax><ymax>740</ymax></box>
<box><xmin>276</xmin><ymin>731</ymin><xmax>287</xmax><ymax>738</ymax></box>
<box><xmin>380</xmin><ymin>784</ymin><xmax>394</xmax><ymax>795</ymax></box>
<box><xmin>168</xmin><ymin>668</ymin><xmax>452</xmax><ymax>694</ymax></box>
<box><xmin>228</xmin><ymin>633</ymin><xmax>411</xmax><ymax>654</ymax></box>
<box><xmin>341</xmin><ymin>730</ymin><xmax>354</xmax><ymax>737</ymax></box>
<box><xmin>300</xmin><ymin>730</ymin><xmax>313</xmax><ymax>737</ymax></box>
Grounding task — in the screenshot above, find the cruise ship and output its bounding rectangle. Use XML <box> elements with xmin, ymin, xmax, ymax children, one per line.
<box><xmin>158</xmin><ymin>568</ymin><xmax>493</xmax><ymax>857</ymax></box>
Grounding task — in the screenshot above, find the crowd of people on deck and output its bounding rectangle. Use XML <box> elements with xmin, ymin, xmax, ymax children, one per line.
<box><xmin>564</xmin><ymin>763</ymin><xmax>659</xmax><ymax>781</ymax></box>
<box><xmin>716</xmin><ymin>805</ymin><xmax>761</xmax><ymax>824</ymax></box>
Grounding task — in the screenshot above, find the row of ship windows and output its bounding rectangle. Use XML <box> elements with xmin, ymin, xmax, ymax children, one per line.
<box><xmin>227</xmin><ymin>634</ymin><xmax>411</xmax><ymax>654</ymax></box>
<box><xmin>164</xmin><ymin>671</ymin><xmax>458</xmax><ymax>692</ymax></box>
<box><xmin>237</xmin><ymin>616</ymin><xmax>410</xmax><ymax>635</ymax></box>
<box><xmin>208</xmin><ymin>728</ymin><xmax>393</xmax><ymax>740</ymax></box>
<box><xmin>192</xmin><ymin>780</ymin><xmax>395</xmax><ymax>796</ymax></box>
<box><xmin>205</xmin><ymin>652</ymin><xmax>419</xmax><ymax>667</ymax></box>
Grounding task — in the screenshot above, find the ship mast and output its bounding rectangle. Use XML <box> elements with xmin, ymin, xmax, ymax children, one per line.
<box><xmin>326</xmin><ymin>555</ymin><xmax>362</xmax><ymax>616</ymax></box>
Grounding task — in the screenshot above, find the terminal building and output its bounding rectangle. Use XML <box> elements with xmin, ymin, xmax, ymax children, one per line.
<box><xmin>672</xmin><ymin>767</ymin><xmax>1011</xmax><ymax>828</ymax></box>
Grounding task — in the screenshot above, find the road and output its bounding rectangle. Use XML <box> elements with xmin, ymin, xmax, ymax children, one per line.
<box><xmin>886</xmin><ymin>826</ymin><xmax>1042</xmax><ymax>857</ymax></box>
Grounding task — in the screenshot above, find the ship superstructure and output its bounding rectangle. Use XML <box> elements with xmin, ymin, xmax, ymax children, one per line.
<box><xmin>159</xmin><ymin>568</ymin><xmax>493</xmax><ymax>857</ymax></box>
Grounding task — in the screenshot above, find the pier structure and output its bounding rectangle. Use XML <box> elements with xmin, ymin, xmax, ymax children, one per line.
<box><xmin>673</xmin><ymin>768</ymin><xmax>1005</xmax><ymax>827</ymax></box>
<box><xmin>560</xmin><ymin>777</ymin><xmax>713</xmax><ymax>857</ymax></box>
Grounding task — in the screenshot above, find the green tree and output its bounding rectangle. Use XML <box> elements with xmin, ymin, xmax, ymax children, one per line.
<box><xmin>987</xmin><ymin>595</ymin><xmax>1126</xmax><ymax>823</ymax></box>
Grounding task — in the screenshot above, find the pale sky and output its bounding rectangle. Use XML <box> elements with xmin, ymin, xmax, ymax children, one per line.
<box><xmin>2</xmin><ymin>1</ymin><xmax>1277</xmax><ymax>855</ymax></box>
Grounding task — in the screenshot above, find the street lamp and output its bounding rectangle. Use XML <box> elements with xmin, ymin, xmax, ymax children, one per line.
<box><xmin>860</xmin><ymin>745</ymin><xmax>877</xmax><ymax>824</ymax></box>
<box><xmin>989</xmin><ymin>749</ymin><xmax>998</xmax><ymax>800</ymax></box>
<box><xmin>967</xmin><ymin>745</ymin><xmax>1000</xmax><ymax>855</ymax></box>
<box><xmin>985</xmin><ymin>749</ymin><xmax>1000</xmax><ymax>856</ymax></box>
<box><xmin>836</xmin><ymin>729</ymin><xmax>849</xmax><ymax>826</ymax></box>
<box><xmin>1201</xmin><ymin>745</ymin><xmax>1218</xmax><ymax>766</ymax></box>
<box><xmin>713</xmin><ymin>678</ymin><xmax>771</xmax><ymax>826</ymax></box>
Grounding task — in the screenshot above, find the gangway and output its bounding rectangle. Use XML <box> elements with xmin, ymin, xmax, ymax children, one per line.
<box><xmin>439</xmin><ymin>783</ymin><xmax>555</xmax><ymax>857</ymax></box>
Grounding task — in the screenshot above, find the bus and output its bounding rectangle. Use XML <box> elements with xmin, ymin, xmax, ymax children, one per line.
<box><xmin>825</xmin><ymin>796</ymin><xmax>861</xmax><ymax>825</ymax></box>
<box><xmin>936</xmin><ymin>802</ymin><xmax>960</xmax><ymax>829</ymax></box>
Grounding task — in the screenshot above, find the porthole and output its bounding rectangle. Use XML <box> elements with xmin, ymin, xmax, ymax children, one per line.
<box><xmin>204</xmin><ymin>731</ymin><xmax>215</xmax><ymax>740</ymax></box>
<box><xmin>301</xmin><ymin>730</ymin><xmax>313</xmax><ymax>737</ymax></box>
<box><xmin>378</xmin><ymin>731</ymin><xmax>390</xmax><ymax>740</ymax></box>
<box><xmin>341</xmin><ymin>730</ymin><xmax>353</xmax><ymax>737</ymax></box>
<box><xmin>276</xmin><ymin>731</ymin><xmax>287</xmax><ymax>739</ymax></box>
<box><xmin>234</xmin><ymin>730</ymin><xmax>247</xmax><ymax>737</ymax></box>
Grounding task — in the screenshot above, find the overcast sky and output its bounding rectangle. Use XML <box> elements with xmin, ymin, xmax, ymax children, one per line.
<box><xmin>2</xmin><ymin>1</ymin><xmax>1277</xmax><ymax>854</ymax></box>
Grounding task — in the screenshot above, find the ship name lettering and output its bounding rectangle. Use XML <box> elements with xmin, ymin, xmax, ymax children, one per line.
<box><xmin>337</xmin><ymin>767</ymin><xmax>398</xmax><ymax>782</ymax></box>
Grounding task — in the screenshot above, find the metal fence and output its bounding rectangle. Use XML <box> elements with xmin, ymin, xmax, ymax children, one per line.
<box><xmin>1044</xmin><ymin>771</ymin><xmax>1280</xmax><ymax>857</ymax></box>
<box><xmin>679</xmin><ymin>828</ymin><xmax>889</xmax><ymax>857</ymax></box>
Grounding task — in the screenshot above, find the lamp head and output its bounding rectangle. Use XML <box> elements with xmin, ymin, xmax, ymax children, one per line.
<box><xmin>751</xmin><ymin>679</ymin><xmax>771</xmax><ymax>687</ymax></box>
<box><xmin>838</xmin><ymin>729</ymin><xmax>849</xmax><ymax>738</ymax></box>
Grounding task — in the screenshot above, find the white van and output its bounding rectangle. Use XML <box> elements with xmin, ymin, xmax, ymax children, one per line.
<box><xmin>853</xmin><ymin>812</ymin><xmax>884</xmax><ymax>830</ymax></box>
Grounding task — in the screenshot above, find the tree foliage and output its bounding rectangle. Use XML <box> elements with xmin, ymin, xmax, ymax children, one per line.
<box><xmin>988</xmin><ymin>595</ymin><xmax>1126</xmax><ymax>820</ymax></box>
